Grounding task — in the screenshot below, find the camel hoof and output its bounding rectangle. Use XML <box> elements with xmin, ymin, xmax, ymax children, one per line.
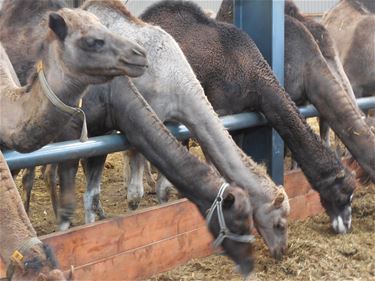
<box><xmin>97</xmin><ymin>212</ymin><xmax>107</xmax><ymax>220</ymax></box>
<box><xmin>128</xmin><ymin>199</ymin><xmax>140</xmax><ymax>210</ymax></box>
<box><xmin>59</xmin><ymin>221</ymin><xmax>71</xmax><ymax>231</ymax></box>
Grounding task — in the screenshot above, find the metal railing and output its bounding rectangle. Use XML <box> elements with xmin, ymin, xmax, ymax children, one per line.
<box><xmin>4</xmin><ymin>97</ymin><xmax>375</xmax><ymax>170</ymax></box>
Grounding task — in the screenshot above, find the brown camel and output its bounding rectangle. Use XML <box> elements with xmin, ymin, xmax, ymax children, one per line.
<box><xmin>0</xmin><ymin>4</ymin><xmax>147</xmax><ymax>152</ymax></box>
<box><xmin>323</xmin><ymin>0</ymin><xmax>375</xmax><ymax>99</ymax></box>
<box><xmin>0</xmin><ymin>4</ymin><xmax>147</xmax><ymax>280</ymax></box>
<box><xmin>0</xmin><ymin>151</ymin><xmax>66</xmax><ymax>281</ymax></box>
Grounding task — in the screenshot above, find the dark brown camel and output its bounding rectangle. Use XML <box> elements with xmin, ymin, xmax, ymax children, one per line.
<box><xmin>1</xmin><ymin>1</ymin><xmax>256</xmax><ymax>274</ymax></box>
<box><xmin>141</xmin><ymin>0</ymin><xmax>356</xmax><ymax>234</ymax></box>
<box><xmin>0</xmin><ymin>3</ymin><xmax>147</xmax><ymax>280</ymax></box>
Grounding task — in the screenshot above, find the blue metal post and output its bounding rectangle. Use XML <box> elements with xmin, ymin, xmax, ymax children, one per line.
<box><xmin>234</xmin><ymin>0</ymin><xmax>285</xmax><ymax>184</ymax></box>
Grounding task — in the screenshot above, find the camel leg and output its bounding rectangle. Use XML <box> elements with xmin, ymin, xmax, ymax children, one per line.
<box><xmin>82</xmin><ymin>155</ymin><xmax>107</xmax><ymax>223</ymax></box>
<box><xmin>127</xmin><ymin>150</ymin><xmax>145</xmax><ymax>210</ymax></box>
<box><xmin>319</xmin><ymin>117</ymin><xmax>331</xmax><ymax>148</ymax></box>
<box><xmin>22</xmin><ymin>167</ymin><xmax>36</xmax><ymax>214</ymax></box>
<box><xmin>156</xmin><ymin>174</ymin><xmax>174</xmax><ymax>203</ymax></box>
<box><xmin>43</xmin><ymin>164</ymin><xmax>59</xmax><ymax>219</ymax></box>
<box><xmin>144</xmin><ymin>160</ymin><xmax>156</xmax><ymax>188</ymax></box>
<box><xmin>57</xmin><ymin>160</ymin><xmax>78</xmax><ymax>231</ymax></box>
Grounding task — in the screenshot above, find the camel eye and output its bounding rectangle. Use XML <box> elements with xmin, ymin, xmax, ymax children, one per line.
<box><xmin>275</xmin><ymin>223</ymin><xmax>285</xmax><ymax>231</ymax></box>
<box><xmin>80</xmin><ymin>37</ymin><xmax>105</xmax><ymax>51</ymax></box>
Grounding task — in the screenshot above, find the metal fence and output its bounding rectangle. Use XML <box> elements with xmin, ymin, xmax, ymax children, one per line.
<box><xmin>4</xmin><ymin>97</ymin><xmax>375</xmax><ymax>170</ymax></box>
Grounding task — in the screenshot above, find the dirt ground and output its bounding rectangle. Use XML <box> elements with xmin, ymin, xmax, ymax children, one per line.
<box><xmin>13</xmin><ymin>118</ymin><xmax>374</xmax><ymax>281</ymax></box>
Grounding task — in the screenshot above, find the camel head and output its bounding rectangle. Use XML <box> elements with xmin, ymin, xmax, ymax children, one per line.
<box><xmin>9</xmin><ymin>243</ymin><xmax>67</xmax><ymax>281</ymax></box>
<box><xmin>46</xmin><ymin>8</ymin><xmax>148</xmax><ymax>84</ymax></box>
<box><xmin>319</xmin><ymin>168</ymin><xmax>356</xmax><ymax>234</ymax></box>
<box><xmin>253</xmin><ymin>186</ymin><xmax>290</xmax><ymax>260</ymax></box>
<box><xmin>207</xmin><ymin>184</ymin><xmax>254</xmax><ymax>277</ymax></box>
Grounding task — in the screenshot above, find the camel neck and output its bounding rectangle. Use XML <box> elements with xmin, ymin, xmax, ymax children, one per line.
<box><xmin>0</xmin><ymin>151</ymin><xmax>36</xmax><ymax>262</ymax></box>
<box><xmin>0</xmin><ymin>43</ymin><xmax>87</xmax><ymax>152</ymax></box>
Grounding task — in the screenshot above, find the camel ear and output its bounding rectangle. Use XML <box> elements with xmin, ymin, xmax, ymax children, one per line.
<box><xmin>272</xmin><ymin>187</ymin><xmax>285</xmax><ymax>208</ymax></box>
<box><xmin>49</xmin><ymin>12</ymin><xmax>67</xmax><ymax>41</ymax></box>
<box><xmin>222</xmin><ymin>192</ymin><xmax>235</xmax><ymax>209</ymax></box>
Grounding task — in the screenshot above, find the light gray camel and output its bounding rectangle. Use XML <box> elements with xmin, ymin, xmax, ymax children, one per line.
<box><xmin>323</xmin><ymin>0</ymin><xmax>375</xmax><ymax>99</ymax></box>
<box><xmin>0</xmin><ymin>0</ymin><xmax>257</xmax><ymax>274</ymax></box>
<box><xmin>9</xmin><ymin>0</ymin><xmax>290</xmax><ymax>261</ymax></box>
<box><xmin>141</xmin><ymin>0</ymin><xmax>357</xmax><ymax>236</ymax></box>
<box><xmin>0</xmin><ymin>5</ymin><xmax>147</xmax><ymax>280</ymax></box>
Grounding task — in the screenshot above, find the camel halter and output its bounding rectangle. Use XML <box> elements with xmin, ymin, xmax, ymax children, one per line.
<box><xmin>36</xmin><ymin>61</ymin><xmax>88</xmax><ymax>142</ymax></box>
<box><xmin>206</xmin><ymin>182</ymin><xmax>255</xmax><ymax>249</ymax></box>
<box><xmin>123</xmin><ymin>79</ymin><xmax>254</xmax><ymax>248</ymax></box>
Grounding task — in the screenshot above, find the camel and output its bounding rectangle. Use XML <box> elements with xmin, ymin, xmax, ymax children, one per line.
<box><xmin>0</xmin><ymin>5</ymin><xmax>147</xmax><ymax>280</ymax></box>
<box><xmin>1</xmin><ymin>1</ymin><xmax>256</xmax><ymax>274</ymax></box>
<box><xmin>215</xmin><ymin>0</ymin><xmax>375</xmax><ymax>161</ymax></box>
<box><xmin>284</xmin><ymin>0</ymin><xmax>375</xmax><ymax>161</ymax></box>
<box><xmin>7</xmin><ymin>0</ymin><xmax>290</xmax><ymax>261</ymax></box>
<box><xmin>0</xmin><ymin>4</ymin><xmax>148</xmax><ymax>152</ymax></box>
<box><xmin>323</xmin><ymin>0</ymin><xmax>375</xmax><ymax>99</ymax></box>
<box><xmin>141</xmin><ymin>0</ymin><xmax>357</xmax><ymax>236</ymax></box>
<box><xmin>0</xmin><ymin>151</ymin><xmax>66</xmax><ymax>281</ymax></box>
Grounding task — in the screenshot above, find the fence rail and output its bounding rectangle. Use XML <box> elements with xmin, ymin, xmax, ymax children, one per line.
<box><xmin>4</xmin><ymin>96</ymin><xmax>375</xmax><ymax>170</ymax></box>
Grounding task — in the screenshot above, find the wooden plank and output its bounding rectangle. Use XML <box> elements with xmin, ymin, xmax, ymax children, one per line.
<box><xmin>41</xmin><ymin>199</ymin><xmax>206</xmax><ymax>269</ymax></box>
<box><xmin>284</xmin><ymin>169</ymin><xmax>313</xmax><ymax>198</ymax></box>
<box><xmin>70</xmin><ymin>227</ymin><xmax>213</xmax><ymax>281</ymax></box>
<box><xmin>289</xmin><ymin>191</ymin><xmax>324</xmax><ymax>220</ymax></box>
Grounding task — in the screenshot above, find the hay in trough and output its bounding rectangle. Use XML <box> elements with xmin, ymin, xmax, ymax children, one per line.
<box><xmin>148</xmin><ymin>183</ymin><xmax>375</xmax><ymax>281</ymax></box>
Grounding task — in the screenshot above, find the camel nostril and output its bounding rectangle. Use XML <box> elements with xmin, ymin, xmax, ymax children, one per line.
<box><xmin>272</xmin><ymin>249</ymin><xmax>284</xmax><ymax>261</ymax></box>
<box><xmin>132</xmin><ymin>48</ymin><xmax>146</xmax><ymax>57</ymax></box>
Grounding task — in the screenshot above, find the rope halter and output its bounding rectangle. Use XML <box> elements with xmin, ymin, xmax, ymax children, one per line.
<box><xmin>206</xmin><ymin>182</ymin><xmax>255</xmax><ymax>249</ymax></box>
<box><xmin>36</xmin><ymin>60</ymin><xmax>88</xmax><ymax>142</ymax></box>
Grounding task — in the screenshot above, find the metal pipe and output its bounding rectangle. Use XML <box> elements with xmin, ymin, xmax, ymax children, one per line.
<box><xmin>4</xmin><ymin>97</ymin><xmax>375</xmax><ymax>170</ymax></box>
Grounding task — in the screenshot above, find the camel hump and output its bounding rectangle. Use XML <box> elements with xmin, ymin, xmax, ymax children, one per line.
<box><xmin>141</xmin><ymin>0</ymin><xmax>211</xmax><ymax>25</ymax></box>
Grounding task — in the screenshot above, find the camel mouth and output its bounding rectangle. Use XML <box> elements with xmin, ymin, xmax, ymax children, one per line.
<box><xmin>330</xmin><ymin>203</ymin><xmax>352</xmax><ymax>234</ymax></box>
<box><xmin>119</xmin><ymin>58</ymin><xmax>148</xmax><ymax>69</ymax></box>
<box><xmin>331</xmin><ymin>214</ymin><xmax>352</xmax><ymax>234</ymax></box>
<box><xmin>235</xmin><ymin>258</ymin><xmax>254</xmax><ymax>278</ymax></box>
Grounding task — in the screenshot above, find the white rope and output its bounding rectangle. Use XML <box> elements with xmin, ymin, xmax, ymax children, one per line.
<box><xmin>206</xmin><ymin>182</ymin><xmax>255</xmax><ymax>248</ymax></box>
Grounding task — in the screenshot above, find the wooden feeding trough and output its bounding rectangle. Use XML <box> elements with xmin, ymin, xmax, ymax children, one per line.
<box><xmin>0</xmin><ymin>169</ymin><xmax>324</xmax><ymax>280</ymax></box>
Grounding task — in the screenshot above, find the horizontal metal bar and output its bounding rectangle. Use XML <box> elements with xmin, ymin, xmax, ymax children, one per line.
<box><xmin>4</xmin><ymin>97</ymin><xmax>375</xmax><ymax>170</ymax></box>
